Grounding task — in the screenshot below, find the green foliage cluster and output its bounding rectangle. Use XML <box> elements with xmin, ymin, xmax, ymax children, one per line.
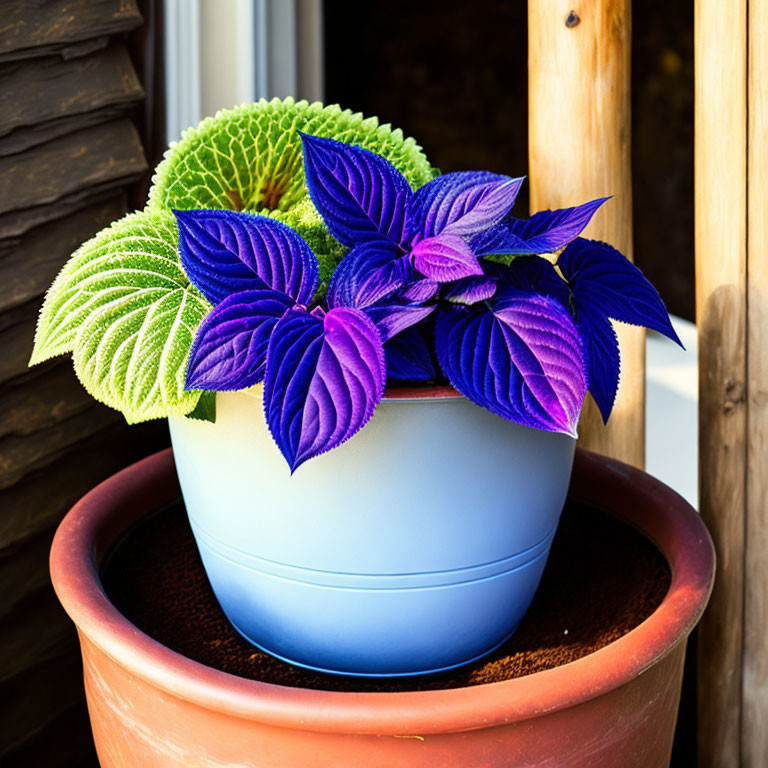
<box><xmin>31</xmin><ymin>98</ymin><xmax>436</xmax><ymax>422</ymax></box>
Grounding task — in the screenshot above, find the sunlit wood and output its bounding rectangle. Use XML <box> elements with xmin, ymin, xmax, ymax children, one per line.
<box><xmin>528</xmin><ymin>0</ymin><xmax>643</xmax><ymax>467</ymax></box>
<box><xmin>694</xmin><ymin>0</ymin><xmax>748</xmax><ymax>765</ymax></box>
<box><xmin>744</xmin><ymin>0</ymin><xmax>768</xmax><ymax>764</ymax></box>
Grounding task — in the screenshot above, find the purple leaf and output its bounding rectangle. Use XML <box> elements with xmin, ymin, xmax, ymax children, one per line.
<box><xmin>435</xmin><ymin>293</ymin><xmax>586</xmax><ymax>436</ymax></box>
<box><xmin>300</xmin><ymin>133</ymin><xmax>413</xmax><ymax>247</ymax></box>
<box><xmin>365</xmin><ymin>301</ymin><xmax>436</xmax><ymax>343</ymax></box>
<box><xmin>326</xmin><ymin>241</ymin><xmax>410</xmax><ymax>309</ymax></box>
<box><xmin>486</xmin><ymin>256</ymin><xmax>622</xmax><ymax>422</ymax></box>
<box><xmin>472</xmin><ymin>198</ymin><xmax>609</xmax><ymax>256</ymax></box>
<box><xmin>263</xmin><ymin>306</ymin><xmax>386</xmax><ymax>471</ymax></box>
<box><xmin>175</xmin><ymin>210</ymin><xmax>318</xmax><ymax>305</ymax></box>
<box><xmin>400</xmin><ymin>279</ymin><xmax>440</xmax><ymax>302</ymax></box>
<box><xmin>577</xmin><ymin>310</ymin><xmax>620</xmax><ymax>424</ymax></box>
<box><xmin>385</xmin><ymin>327</ymin><xmax>436</xmax><ymax>381</ymax></box>
<box><xmin>557</xmin><ymin>238</ymin><xmax>682</xmax><ymax>345</ymax></box>
<box><xmin>409</xmin><ymin>171</ymin><xmax>524</xmax><ymax>240</ymax></box>
<box><xmin>186</xmin><ymin>289</ymin><xmax>295</xmax><ymax>390</ymax></box>
<box><xmin>485</xmin><ymin>257</ymin><xmax>572</xmax><ymax>307</ymax></box>
<box><xmin>444</xmin><ymin>276</ymin><xmax>498</xmax><ymax>305</ymax></box>
<box><xmin>411</xmin><ymin>234</ymin><xmax>483</xmax><ymax>283</ymax></box>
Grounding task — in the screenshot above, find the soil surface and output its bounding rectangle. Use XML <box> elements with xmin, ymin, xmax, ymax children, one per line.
<box><xmin>102</xmin><ymin>499</ymin><xmax>671</xmax><ymax>692</ymax></box>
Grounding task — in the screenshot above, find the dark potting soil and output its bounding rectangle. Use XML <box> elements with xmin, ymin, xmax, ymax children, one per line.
<box><xmin>101</xmin><ymin>500</ymin><xmax>671</xmax><ymax>693</ymax></box>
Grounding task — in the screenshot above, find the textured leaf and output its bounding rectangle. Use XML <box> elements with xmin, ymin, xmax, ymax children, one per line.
<box><xmin>301</xmin><ymin>133</ymin><xmax>414</xmax><ymax>247</ymax></box>
<box><xmin>487</xmin><ymin>255</ymin><xmax>623</xmax><ymax>421</ymax></box>
<box><xmin>326</xmin><ymin>240</ymin><xmax>409</xmax><ymax>309</ymax></box>
<box><xmin>186</xmin><ymin>289</ymin><xmax>295</xmax><ymax>390</ymax></box>
<box><xmin>264</xmin><ymin>307</ymin><xmax>386</xmax><ymax>471</ymax></box>
<box><xmin>557</xmin><ymin>238</ymin><xmax>682</xmax><ymax>344</ymax></box>
<box><xmin>150</xmin><ymin>98</ymin><xmax>435</xmax><ymax>214</ymax></box>
<box><xmin>577</xmin><ymin>310</ymin><xmax>621</xmax><ymax>424</ymax></box>
<box><xmin>486</xmin><ymin>257</ymin><xmax>572</xmax><ymax>307</ymax></box>
<box><xmin>472</xmin><ymin>197</ymin><xmax>608</xmax><ymax>256</ymax></box>
<box><xmin>435</xmin><ymin>294</ymin><xmax>586</xmax><ymax>435</ymax></box>
<box><xmin>409</xmin><ymin>171</ymin><xmax>524</xmax><ymax>240</ymax></box>
<box><xmin>385</xmin><ymin>327</ymin><xmax>436</xmax><ymax>381</ymax></box>
<box><xmin>175</xmin><ymin>210</ymin><xmax>318</xmax><ymax>306</ymax></box>
<box><xmin>150</xmin><ymin>100</ymin><xmax>435</xmax><ymax>301</ymax></box>
<box><xmin>266</xmin><ymin>197</ymin><xmax>346</xmax><ymax>296</ymax></box>
<box><xmin>31</xmin><ymin>209</ymin><xmax>210</xmax><ymax>422</ymax></box>
<box><xmin>411</xmin><ymin>234</ymin><xmax>483</xmax><ymax>282</ymax></box>
<box><xmin>399</xmin><ymin>278</ymin><xmax>439</xmax><ymax>302</ymax></box>
<box><xmin>365</xmin><ymin>301</ymin><xmax>436</xmax><ymax>343</ymax></box>
<box><xmin>444</xmin><ymin>276</ymin><xmax>498</xmax><ymax>305</ymax></box>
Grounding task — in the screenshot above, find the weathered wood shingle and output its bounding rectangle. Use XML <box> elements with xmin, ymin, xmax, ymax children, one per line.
<box><xmin>0</xmin><ymin>2</ymin><xmax>165</xmax><ymax>764</ymax></box>
<box><xmin>0</xmin><ymin>0</ymin><xmax>143</xmax><ymax>62</ymax></box>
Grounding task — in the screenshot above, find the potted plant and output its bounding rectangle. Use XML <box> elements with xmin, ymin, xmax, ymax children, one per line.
<box><xmin>32</xmin><ymin>97</ymin><xmax>681</xmax><ymax>677</ymax></box>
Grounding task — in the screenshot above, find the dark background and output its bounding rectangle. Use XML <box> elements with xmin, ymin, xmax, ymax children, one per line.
<box><xmin>326</xmin><ymin>0</ymin><xmax>695</xmax><ymax>322</ymax></box>
<box><xmin>0</xmin><ymin>1</ymin><xmax>694</xmax><ymax>765</ymax></box>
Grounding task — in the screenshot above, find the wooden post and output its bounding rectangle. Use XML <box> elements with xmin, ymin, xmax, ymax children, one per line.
<box><xmin>528</xmin><ymin>0</ymin><xmax>643</xmax><ymax>468</ymax></box>
<box><xmin>694</xmin><ymin>0</ymin><xmax>748</xmax><ymax>766</ymax></box>
<box><xmin>745</xmin><ymin>0</ymin><xmax>768</xmax><ymax>764</ymax></box>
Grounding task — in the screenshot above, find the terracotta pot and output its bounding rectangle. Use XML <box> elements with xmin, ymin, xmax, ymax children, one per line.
<box><xmin>51</xmin><ymin>448</ymin><xmax>714</xmax><ymax>768</ymax></box>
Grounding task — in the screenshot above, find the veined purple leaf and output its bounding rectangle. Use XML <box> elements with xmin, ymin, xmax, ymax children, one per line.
<box><xmin>435</xmin><ymin>293</ymin><xmax>586</xmax><ymax>436</ymax></box>
<box><xmin>472</xmin><ymin>198</ymin><xmax>609</xmax><ymax>256</ymax></box>
<box><xmin>385</xmin><ymin>327</ymin><xmax>436</xmax><ymax>381</ymax></box>
<box><xmin>577</xmin><ymin>310</ymin><xmax>620</xmax><ymax>424</ymax></box>
<box><xmin>444</xmin><ymin>276</ymin><xmax>497</xmax><ymax>305</ymax></box>
<box><xmin>400</xmin><ymin>278</ymin><xmax>439</xmax><ymax>302</ymax></box>
<box><xmin>326</xmin><ymin>241</ymin><xmax>410</xmax><ymax>309</ymax></box>
<box><xmin>186</xmin><ymin>289</ymin><xmax>295</xmax><ymax>390</ymax></box>
<box><xmin>300</xmin><ymin>133</ymin><xmax>414</xmax><ymax>247</ymax></box>
<box><xmin>409</xmin><ymin>171</ymin><xmax>524</xmax><ymax>240</ymax></box>
<box><xmin>557</xmin><ymin>238</ymin><xmax>682</xmax><ymax>345</ymax></box>
<box><xmin>365</xmin><ymin>301</ymin><xmax>436</xmax><ymax>343</ymax></box>
<box><xmin>175</xmin><ymin>210</ymin><xmax>318</xmax><ymax>306</ymax></box>
<box><xmin>264</xmin><ymin>306</ymin><xmax>386</xmax><ymax>471</ymax></box>
<box><xmin>486</xmin><ymin>257</ymin><xmax>572</xmax><ymax>308</ymax></box>
<box><xmin>485</xmin><ymin>255</ymin><xmax>622</xmax><ymax>421</ymax></box>
<box><xmin>411</xmin><ymin>234</ymin><xmax>483</xmax><ymax>282</ymax></box>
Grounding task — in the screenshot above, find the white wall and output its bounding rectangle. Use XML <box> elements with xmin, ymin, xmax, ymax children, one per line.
<box><xmin>165</xmin><ymin>0</ymin><xmax>324</xmax><ymax>144</ymax></box>
<box><xmin>645</xmin><ymin>316</ymin><xmax>698</xmax><ymax>507</ymax></box>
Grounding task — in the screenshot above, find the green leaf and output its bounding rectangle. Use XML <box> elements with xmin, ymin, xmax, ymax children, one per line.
<box><xmin>149</xmin><ymin>98</ymin><xmax>436</xmax><ymax>213</ymax></box>
<box><xmin>31</xmin><ymin>209</ymin><xmax>210</xmax><ymax>423</ymax></box>
<box><xmin>267</xmin><ymin>197</ymin><xmax>347</xmax><ymax>296</ymax></box>
<box><xmin>186</xmin><ymin>390</ymin><xmax>216</xmax><ymax>423</ymax></box>
<box><xmin>148</xmin><ymin>98</ymin><xmax>438</xmax><ymax>298</ymax></box>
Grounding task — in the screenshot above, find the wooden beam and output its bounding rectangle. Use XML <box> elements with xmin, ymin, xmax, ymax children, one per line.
<box><xmin>694</xmin><ymin>0</ymin><xmax>748</xmax><ymax>765</ymax></box>
<box><xmin>744</xmin><ymin>0</ymin><xmax>768</xmax><ymax>764</ymax></box>
<box><xmin>528</xmin><ymin>0</ymin><xmax>643</xmax><ymax>467</ymax></box>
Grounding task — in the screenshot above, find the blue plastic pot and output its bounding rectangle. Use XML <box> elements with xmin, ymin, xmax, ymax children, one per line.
<box><xmin>168</xmin><ymin>386</ymin><xmax>576</xmax><ymax>677</ymax></box>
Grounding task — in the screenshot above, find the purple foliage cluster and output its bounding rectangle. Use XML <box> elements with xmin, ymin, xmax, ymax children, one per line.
<box><xmin>175</xmin><ymin>134</ymin><xmax>680</xmax><ymax>471</ymax></box>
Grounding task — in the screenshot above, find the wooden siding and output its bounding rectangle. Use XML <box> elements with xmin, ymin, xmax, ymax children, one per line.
<box><xmin>0</xmin><ymin>2</ymin><xmax>167</xmax><ymax>765</ymax></box>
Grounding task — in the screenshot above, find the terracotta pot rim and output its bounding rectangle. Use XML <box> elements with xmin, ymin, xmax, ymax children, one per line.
<box><xmin>50</xmin><ymin>447</ymin><xmax>714</xmax><ymax>735</ymax></box>
<box><xmin>382</xmin><ymin>383</ymin><xmax>460</xmax><ymax>400</ymax></box>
